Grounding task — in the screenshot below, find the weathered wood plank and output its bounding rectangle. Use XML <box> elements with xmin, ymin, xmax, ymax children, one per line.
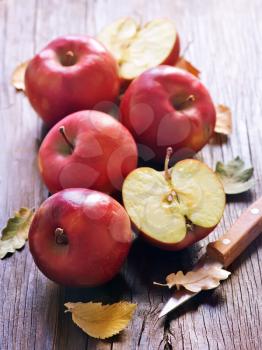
<box><xmin>0</xmin><ymin>0</ymin><xmax>261</xmax><ymax>349</ymax></box>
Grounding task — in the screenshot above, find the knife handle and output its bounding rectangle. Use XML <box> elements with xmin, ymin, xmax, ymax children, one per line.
<box><xmin>207</xmin><ymin>196</ymin><xmax>262</xmax><ymax>268</ymax></box>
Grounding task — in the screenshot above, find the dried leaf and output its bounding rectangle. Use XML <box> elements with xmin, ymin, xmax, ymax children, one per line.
<box><xmin>11</xmin><ymin>60</ymin><xmax>30</xmax><ymax>91</ymax></box>
<box><xmin>175</xmin><ymin>57</ymin><xmax>200</xmax><ymax>78</ymax></box>
<box><xmin>65</xmin><ymin>301</ymin><xmax>136</xmax><ymax>339</ymax></box>
<box><xmin>215</xmin><ymin>104</ymin><xmax>232</xmax><ymax>135</ymax></box>
<box><xmin>0</xmin><ymin>207</ymin><xmax>34</xmax><ymax>259</ymax></box>
<box><xmin>215</xmin><ymin>157</ymin><xmax>254</xmax><ymax>194</ymax></box>
<box><xmin>155</xmin><ymin>264</ymin><xmax>230</xmax><ymax>293</ymax></box>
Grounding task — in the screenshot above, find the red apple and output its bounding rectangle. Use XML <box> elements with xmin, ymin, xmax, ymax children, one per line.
<box><xmin>38</xmin><ymin>110</ymin><xmax>138</xmax><ymax>194</ymax></box>
<box><xmin>120</xmin><ymin>66</ymin><xmax>216</xmax><ymax>163</ymax></box>
<box><xmin>25</xmin><ymin>35</ymin><xmax>120</xmax><ymax>125</ymax></box>
<box><xmin>29</xmin><ymin>188</ymin><xmax>133</xmax><ymax>286</ymax></box>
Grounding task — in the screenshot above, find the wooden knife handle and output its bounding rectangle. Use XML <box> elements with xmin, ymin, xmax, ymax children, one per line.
<box><xmin>207</xmin><ymin>197</ymin><xmax>262</xmax><ymax>268</ymax></box>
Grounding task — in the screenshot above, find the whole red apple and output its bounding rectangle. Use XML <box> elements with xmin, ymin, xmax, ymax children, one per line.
<box><xmin>29</xmin><ymin>188</ymin><xmax>133</xmax><ymax>286</ymax></box>
<box><xmin>25</xmin><ymin>35</ymin><xmax>120</xmax><ymax>125</ymax></box>
<box><xmin>38</xmin><ymin>110</ymin><xmax>138</xmax><ymax>194</ymax></box>
<box><xmin>120</xmin><ymin>66</ymin><xmax>216</xmax><ymax>163</ymax></box>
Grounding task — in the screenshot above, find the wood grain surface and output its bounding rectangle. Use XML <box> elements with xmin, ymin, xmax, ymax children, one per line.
<box><xmin>0</xmin><ymin>0</ymin><xmax>261</xmax><ymax>349</ymax></box>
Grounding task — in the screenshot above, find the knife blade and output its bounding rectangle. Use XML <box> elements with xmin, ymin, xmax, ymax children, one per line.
<box><xmin>159</xmin><ymin>196</ymin><xmax>262</xmax><ymax>318</ymax></box>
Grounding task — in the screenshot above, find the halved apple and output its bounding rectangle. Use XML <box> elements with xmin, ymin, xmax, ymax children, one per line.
<box><xmin>122</xmin><ymin>150</ymin><xmax>225</xmax><ymax>250</ymax></box>
<box><xmin>98</xmin><ymin>18</ymin><xmax>180</xmax><ymax>81</ymax></box>
<box><xmin>97</xmin><ymin>17</ymin><xmax>138</xmax><ymax>63</ymax></box>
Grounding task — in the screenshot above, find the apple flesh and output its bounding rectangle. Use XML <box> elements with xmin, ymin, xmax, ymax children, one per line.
<box><xmin>98</xmin><ymin>18</ymin><xmax>180</xmax><ymax>81</ymax></box>
<box><xmin>38</xmin><ymin>110</ymin><xmax>138</xmax><ymax>194</ymax></box>
<box><xmin>25</xmin><ymin>35</ymin><xmax>120</xmax><ymax>125</ymax></box>
<box><xmin>120</xmin><ymin>65</ymin><xmax>216</xmax><ymax>163</ymax></box>
<box><xmin>29</xmin><ymin>188</ymin><xmax>133</xmax><ymax>287</ymax></box>
<box><xmin>122</xmin><ymin>151</ymin><xmax>225</xmax><ymax>250</ymax></box>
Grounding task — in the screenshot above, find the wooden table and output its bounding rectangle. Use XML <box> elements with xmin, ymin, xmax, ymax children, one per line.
<box><xmin>1</xmin><ymin>0</ymin><xmax>261</xmax><ymax>349</ymax></box>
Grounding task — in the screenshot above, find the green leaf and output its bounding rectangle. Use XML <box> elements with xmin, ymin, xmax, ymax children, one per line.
<box><xmin>215</xmin><ymin>157</ymin><xmax>254</xmax><ymax>194</ymax></box>
<box><xmin>0</xmin><ymin>207</ymin><xmax>35</xmax><ymax>259</ymax></box>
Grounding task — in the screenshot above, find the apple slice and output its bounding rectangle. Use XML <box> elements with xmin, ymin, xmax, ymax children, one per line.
<box><xmin>97</xmin><ymin>17</ymin><xmax>138</xmax><ymax>62</ymax></box>
<box><xmin>98</xmin><ymin>18</ymin><xmax>180</xmax><ymax>80</ymax></box>
<box><xmin>122</xmin><ymin>148</ymin><xmax>225</xmax><ymax>250</ymax></box>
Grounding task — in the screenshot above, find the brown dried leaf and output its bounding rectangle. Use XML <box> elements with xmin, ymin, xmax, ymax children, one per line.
<box><xmin>155</xmin><ymin>264</ymin><xmax>230</xmax><ymax>293</ymax></box>
<box><xmin>65</xmin><ymin>301</ymin><xmax>136</xmax><ymax>339</ymax></box>
<box><xmin>215</xmin><ymin>104</ymin><xmax>232</xmax><ymax>135</ymax></box>
<box><xmin>175</xmin><ymin>57</ymin><xmax>200</xmax><ymax>78</ymax></box>
<box><xmin>11</xmin><ymin>60</ymin><xmax>30</xmax><ymax>91</ymax></box>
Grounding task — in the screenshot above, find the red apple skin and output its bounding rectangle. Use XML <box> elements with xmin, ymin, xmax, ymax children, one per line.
<box><xmin>120</xmin><ymin>65</ymin><xmax>216</xmax><ymax>163</ymax></box>
<box><xmin>38</xmin><ymin>110</ymin><xmax>138</xmax><ymax>194</ymax></box>
<box><xmin>29</xmin><ymin>188</ymin><xmax>133</xmax><ymax>287</ymax></box>
<box><xmin>25</xmin><ymin>35</ymin><xmax>120</xmax><ymax>125</ymax></box>
<box><xmin>133</xmin><ymin>224</ymin><xmax>214</xmax><ymax>251</ymax></box>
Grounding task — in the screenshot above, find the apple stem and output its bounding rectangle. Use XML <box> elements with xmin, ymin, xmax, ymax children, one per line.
<box><xmin>55</xmin><ymin>228</ymin><xmax>68</xmax><ymax>245</ymax></box>
<box><xmin>164</xmin><ymin>147</ymin><xmax>173</xmax><ymax>181</ymax></box>
<box><xmin>176</xmin><ymin>94</ymin><xmax>195</xmax><ymax>110</ymax></box>
<box><xmin>59</xmin><ymin>126</ymin><xmax>74</xmax><ymax>151</ymax></box>
<box><xmin>186</xmin><ymin>219</ymin><xmax>194</xmax><ymax>231</ymax></box>
<box><xmin>63</xmin><ymin>50</ymin><xmax>76</xmax><ymax>66</ymax></box>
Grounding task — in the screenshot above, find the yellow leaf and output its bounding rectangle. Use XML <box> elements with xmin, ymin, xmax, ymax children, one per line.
<box><xmin>11</xmin><ymin>60</ymin><xmax>30</xmax><ymax>91</ymax></box>
<box><xmin>215</xmin><ymin>104</ymin><xmax>232</xmax><ymax>135</ymax></box>
<box><xmin>0</xmin><ymin>207</ymin><xmax>35</xmax><ymax>259</ymax></box>
<box><xmin>155</xmin><ymin>264</ymin><xmax>230</xmax><ymax>293</ymax></box>
<box><xmin>65</xmin><ymin>301</ymin><xmax>136</xmax><ymax>339</ymax></box>
<box><xmin>175</xmin><ymin>57</ymin><xmax>200</xmax><ymax>78</ymax></box>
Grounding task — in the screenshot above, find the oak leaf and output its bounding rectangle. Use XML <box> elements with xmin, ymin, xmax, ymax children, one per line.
<box><xmin>65</xmin><ymin>301</ymin><xmax>136</xmax><ymax>339</ymax></box>
<box><xmin>0</xmin><ymin>207</ymin><xmax>34</xmax><ymax>259</ymax></box>
<box><xmin>215</xmin><ymin>104</ymin><xmax>232</xmax><ymax>135</ymax></box>
<box><xmin>175</xmin><ymin>57</ymin><xmax>200</xmax><ymax>78</ymax></box>
<box><xmin>154</xmin><ymin>264</ymin><xmax>230</xmax><ymax>293</ymax></box>
<box><xmin>215</xmin><ymin>157</ymin><xmax>254</xmax><ymax>194</ymax></box>
<box><xmin>11</xmin><ymin>60</ymin><xmax>30</xmax><ymax>91</ymax></box>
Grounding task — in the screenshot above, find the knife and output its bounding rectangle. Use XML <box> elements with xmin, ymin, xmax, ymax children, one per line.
<box><xmin>159</xmin><ymin>196</ymin><xmax>262</xmax><ymax>318</ymax></box>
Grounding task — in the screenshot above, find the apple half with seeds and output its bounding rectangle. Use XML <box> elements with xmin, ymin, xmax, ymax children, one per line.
<box><xmin>98</xmin><ymin>18</ymin><xmax>180</xmax><ymax>81</ymax></box>
<box><xmin>122</xmin><ymin>148</ymin><xmax>225</xmax><ymax>250</ymax></box>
